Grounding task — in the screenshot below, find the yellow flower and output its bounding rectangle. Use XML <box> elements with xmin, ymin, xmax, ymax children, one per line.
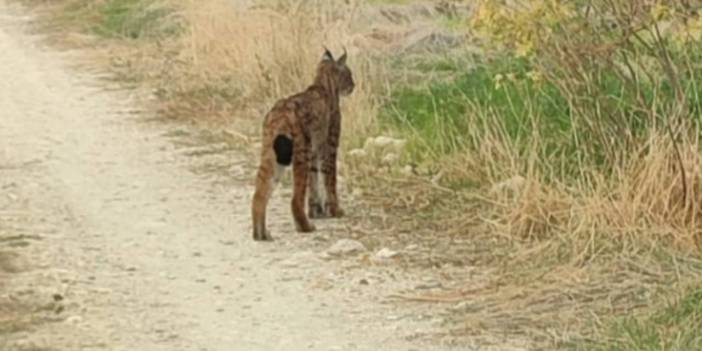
<box><xmin>651</xmin><ymin>3</ymin><xmax>670</xmax><ymax>21</ymax></box>
<box><xmin>515</xmin><ymin>39</ymin><xmax>534</xmax><ymax>57</ymax></box>
<box><xmin>526</xmin><ymin>70</ymin><xmax>542</xmax><ymax>83</ymax></box>
<box><xmin>686</xmin><ymin>16</ymin><xmax>702</xmax><ymax>41</ymax></box>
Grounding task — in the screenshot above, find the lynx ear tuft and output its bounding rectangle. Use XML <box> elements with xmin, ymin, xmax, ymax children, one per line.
<box><xmin>322</xmin><ymin>46</ymin><xmax>334</xmax><ymax>62</ymax></box>
<box><xmin>337</xmin><ymin>46</ymin><xmax>347</xmax><ymax>65</ymax></box>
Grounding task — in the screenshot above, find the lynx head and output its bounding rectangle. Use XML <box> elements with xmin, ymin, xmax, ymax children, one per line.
<box><xmin>316</xmin><ymin>47</ymin><xmax>355</xmax><ymax>96</ymax></box>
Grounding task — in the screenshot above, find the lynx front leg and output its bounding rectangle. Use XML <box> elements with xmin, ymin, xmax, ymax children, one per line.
<box><xmin>292</xmin><ymin>140</ymin><xmax>316</xmax><ymax>232</ymax></box>
<box><xmin>319</xmin><ymin>110</ymin><xmax>344</xmax><ymax>218</ymax></box>
<box><xmin>322</xmin><ymin>144</ymin><xmax>344</xmax><ymax>218</ymax></box>
<box><xmin>308</xmin><ymin>155</ymin><xmax>326</xmax><ymax>218</ymax></box>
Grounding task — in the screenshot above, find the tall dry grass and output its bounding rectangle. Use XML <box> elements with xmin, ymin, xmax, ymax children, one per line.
<box><xmin>472</xmin><ymin>128</ymin><xmax>702</xmax><ymax>251</ymax></box>
<box><xmin>167</xmin><ymin>0</ymin><xmax>382</xmax><ymax>140</ymax></box>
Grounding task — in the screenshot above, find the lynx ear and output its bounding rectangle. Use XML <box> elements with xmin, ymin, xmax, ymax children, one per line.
<box><xmin>322</xmin><ymin>46</ymin><xmax>334</xmax><ymax>62</ymax></box>
<box><xmin>337</xmin><ymin>46</ymin><xmax>347</xmax><ymax>65</ymax></box>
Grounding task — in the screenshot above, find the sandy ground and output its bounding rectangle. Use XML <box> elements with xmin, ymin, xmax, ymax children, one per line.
<box><xmin>0</xmin><ymin>4</ymin><xmax>499</xmax><ymax>351</ymax></box>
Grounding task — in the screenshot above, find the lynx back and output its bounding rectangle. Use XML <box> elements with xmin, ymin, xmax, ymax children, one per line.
<box><xmin>251</xmin><ymin>48</ymin><xmax>354</xmax><ymax>241</ymax></box>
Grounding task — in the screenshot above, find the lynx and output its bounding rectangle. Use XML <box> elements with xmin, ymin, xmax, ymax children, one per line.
<box><xmin>251</xmin><ymin>48</ymin><xmax>355</xmax><ymax>241</ymax></box>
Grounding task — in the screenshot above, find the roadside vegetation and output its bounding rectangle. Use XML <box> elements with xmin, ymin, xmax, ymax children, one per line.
<box><xmin>10</xmin><ymin>0</ymin><xmax>702</xmax><ymax>349</ymax></box>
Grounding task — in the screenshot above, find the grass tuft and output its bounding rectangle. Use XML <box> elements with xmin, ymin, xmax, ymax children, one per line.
<box><xmin>93</xmin><ymin>0</ymin><xmax>179</xmax><ymax>39</ymax></box>
<box><xmin>591</xmin><ymin>286</ymin><xmax>702</xmax><ymax>351</ymax></box>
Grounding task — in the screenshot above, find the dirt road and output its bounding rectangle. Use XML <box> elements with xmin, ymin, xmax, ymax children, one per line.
<box><xmin>0</xmin><ymin>4</ymin><xmax>472</xmax><ymax>351</ymax></box>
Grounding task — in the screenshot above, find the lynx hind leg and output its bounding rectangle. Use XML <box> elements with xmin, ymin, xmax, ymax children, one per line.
<box><xmin>251</xmin><ymin>135</ymin><xmax>290</xmax><ymax>241</ymax></box>
<box><xmin>308</xmin><ymin>156</ymin><xmax>326</xmax><ymax>218</ymax></box>
<box><xmin>252</xmin><ymin>157</ymin><xmax>274</xmax><ymax>241</ymax></box>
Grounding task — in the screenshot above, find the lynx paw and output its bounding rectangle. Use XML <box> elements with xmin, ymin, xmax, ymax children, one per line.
<box><xmin>308</xmin><ymin>203</ymin><xmax>326</xmax><ymax>219</ymax></box>
<box><xmin>295</xmin><ymin>221</ymin><xmax>316</xmax><ymax>233</ymax></box>
<box><xmin>253</xmin><ymin>229</ymin><xmax>274</xmax><ymax>241</ymax></box>
<box><xmin>327</xmin><ymin>204</ymin><xmax>345</xmax><ymax>218</ymax></box>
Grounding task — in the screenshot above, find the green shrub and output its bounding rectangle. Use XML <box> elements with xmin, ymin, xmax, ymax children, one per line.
<box><xmin>94</xmin><ymin>0</ymin><xmax>179</xmax><ymax>39</ymax></box>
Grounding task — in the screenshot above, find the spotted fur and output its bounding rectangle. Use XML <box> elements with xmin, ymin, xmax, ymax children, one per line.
<box><xmin>251</xmin><ymin>48</ymin><xmax>355</xmax><ymax>241</ymax></box>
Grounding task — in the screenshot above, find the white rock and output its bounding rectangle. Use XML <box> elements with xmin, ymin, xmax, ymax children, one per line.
<box><xmin>375</xmin><ymin>248</ymin><xmax>399</xmax><ymax>259</ymax></box>
<box><xmin>364</xmin><ymin>136</ymin><xmax>406</xmax><ymax>151</ymax></box>
<box><xmin>348</xmin><ymin>149</ymin><xmax>367</xmax><ymax>157</ymax></box>
<box><xmin>327</xmin><ymin>239</ymin><xmax>366</xmax><ymax>256</ymax></box>
<box><xmin>65</xmin><ymin>315</ymin><xmax>84</xmax><ymax>324</ymax></box>
<box><xmin>364</xmin><ymin>136</ymin><xmax>392</xmax><ymax>149</ymax></box>
<box><xmin>381</xmin><ymin>153</ymin><xmax>399</xmax><ymax>165</ymax></box>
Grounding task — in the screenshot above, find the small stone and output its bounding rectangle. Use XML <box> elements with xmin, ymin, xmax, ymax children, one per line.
<box><xmin>66</xmin><ymin>315</ymin><xmax>83</xmax><ymax>324</ymax></box>
<box><xmin>52</xmin><ymin>293</ymin><xmax>64</xmax><ymax>302</ymax></box>
<box><xmin>326</xmin><ymin>239</ymin><xmax>366</xmax><ymax>257</ymax></box>
<box><xmin>311</xmin><ymin>233</ymin><xmax>328</xmax><ymax>242</ymax></box>
<box><xmin>93</xmin><ymin>288</ymin><xmax>112</xmax><ymax>294</ymax></box>
<box><xmin>375</xmin><ymin>248</ymin><xmax>399</xmax><ymax>259</ymax></box>
<box><xmin>400</xmin><ymin>165</ymin><xmax>413</xmax><ymax>175</ymax></box>
<box><xmin>359</xmin><ymin>278</ymin><xmax>369</xmax><ymax>285</ymax></box>
<box><xmin>451</xmin><ymin>301</ymin><xmax>471</xmax><ymax>311</ymax></box>
<box><xmin>280</xmin><ymin>251</ymin><xmax>320</xmax><ymax>268</ymax></box>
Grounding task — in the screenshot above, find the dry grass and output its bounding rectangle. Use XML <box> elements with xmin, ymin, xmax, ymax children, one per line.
<box><xmin>483</xmin><ymin>132</ymin><xmax>702</xmax><ymax>250</ymax></box>
<box><xmin>148</xmin><ymin>0</ymin><xmax>382</xmax><ymax>138</ymax></box>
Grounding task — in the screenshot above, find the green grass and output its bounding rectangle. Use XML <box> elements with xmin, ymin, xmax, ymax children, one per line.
<box><xmin>589</xmin><ymin>286</ymin><xmax>702</xmax><ymax>350</ymax></box>
<box><xmin>94</xmin><ymin>0</ymin><xmax>179</xmax><ymax>39</ymax></box>
<box><xmin>57</xmin><ymin>0</ymin><xmax>179</xmax><ymax>40</ymax></box>
<box><xmin>438</xmin><ymin>16</ymin><xmax>469</xmax><ymax>30</ymax></box>
<box><xmin>383</xmin><ymin>56</ymin><xmax>570</xmax><ymax>158</ymax></box>
<box><xmin>383</xmin><ymin>48</ymin><xmax>702</xmax><ymax>179</ymax></box>
<box><xmin>412</xmin><ymin>57</ymin><xmax>465</xmax><ymax>73</ymax></box>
